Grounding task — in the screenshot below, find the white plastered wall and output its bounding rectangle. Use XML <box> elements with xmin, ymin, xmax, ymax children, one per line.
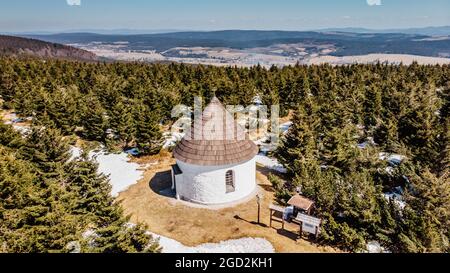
<box><xmin>175</xmin><ymin>158</ymin><xmax>256</xmax><ymax>205</ymax></box>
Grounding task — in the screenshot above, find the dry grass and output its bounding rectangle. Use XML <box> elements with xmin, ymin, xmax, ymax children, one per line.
<box><xmin>117</xmin><ymin>154</ymin><xmax>338</xmax><ymax>253</ymax></box>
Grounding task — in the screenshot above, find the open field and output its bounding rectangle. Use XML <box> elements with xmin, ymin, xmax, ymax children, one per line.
<box><xmin>305</xmin><ymin>53</ymin><xmax>450</xmax><ymax>65</ymax></box>
<box><xmin>69</xmin><ymin>42</ymin><xmax>331</xmax><ymax>67</ymax></box>
<box><xmin>69</xmin><ymin>42</ymin><xmax>450</xmax><ymax>67</ymax></box>
<box><xmin>117</xmin><ymin>154</ymin><xmax>338</xmax><ymax>253</ymax></box>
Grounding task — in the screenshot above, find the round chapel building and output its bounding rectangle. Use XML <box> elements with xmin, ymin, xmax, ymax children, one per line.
<box><xmin>171</xmin><ymin>97</ymin><xmax>259</xmax><ymax>205</ymax></box>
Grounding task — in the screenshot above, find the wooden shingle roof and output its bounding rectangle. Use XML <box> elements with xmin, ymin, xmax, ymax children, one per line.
<box><xmin>287</xmin><ymin>194</ymin><xmax>314</xmax><ymax>211</ymax></box>
<box><xmin>173</xmin><ymin>97</ymin><xmax>258</xmax><ymax>166</ymax></box>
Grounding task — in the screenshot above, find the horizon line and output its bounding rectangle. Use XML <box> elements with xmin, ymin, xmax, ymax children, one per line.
<box><xmin>2</xmin><ymin>25</ymin><xmax>450</xmax><ymax>35</ymax></box>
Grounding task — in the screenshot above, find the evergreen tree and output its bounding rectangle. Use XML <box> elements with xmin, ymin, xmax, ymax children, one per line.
<box><xmin>109</xmin><ymin>100</ymin><xmax>135</xmax><ymax>147</ymax></box>
<box><xmin>133</xmin><ymin>103</ymin><xmax>162</xmax><ymax>155</ymax></box>
<box><xmin>80</xmin><ymin>96</ymin><xmax>107</xmax><ymax>142</ymax></box>
<box><xmin>275</xmin><ymin>106</ymin><xmax>318</xmax><ymax>175</ymax></box>
<box><xmin>20</xmin><ymin>126</ymin><xmax>70</xmax><ymax>179</ymax></box>
<box><xmin>363</xmin><ymin>84</ymin><xmax>382</xmax><ymax>128</ymax></box>
<box><xmin>399</xmin><ymin>166</ymin><xmax>450</xmax><ymax>252</ymax></box>
<box><xmin>67</xmin><ymin>153</ymin><xmax>160</xmax><ymax>253</ymax></box>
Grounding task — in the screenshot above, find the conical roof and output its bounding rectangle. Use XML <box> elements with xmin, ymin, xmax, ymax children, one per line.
<box><xmin>173</xmin><ymin>97</ymin><xmax>259</xmax><ymax>166</ymax></box>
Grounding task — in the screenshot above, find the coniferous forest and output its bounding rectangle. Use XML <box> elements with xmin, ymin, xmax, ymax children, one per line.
<box><xmin>0</xmin><ymin>57</ymin><xmax>449</xmax><ymax>253</ymax></box>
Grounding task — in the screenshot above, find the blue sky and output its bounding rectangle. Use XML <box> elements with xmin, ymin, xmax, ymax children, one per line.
<box><xmin>1</xmin><ymin>0</ymin><xmax>449</xmax><ymax>32</ymax></box>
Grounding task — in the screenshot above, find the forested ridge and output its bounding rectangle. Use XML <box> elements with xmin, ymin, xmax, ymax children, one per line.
<box><xmin>0</xmin><ymin>57</ymin><xmax>448</xmax><ymax>252</ymax></box>
<box><xmin>0</xmin><ymin>35</ymin><xmax>98</xmax><ymax>61</ymax></box>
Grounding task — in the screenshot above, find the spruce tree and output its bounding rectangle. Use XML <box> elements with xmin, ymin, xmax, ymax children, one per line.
<box><xmin>80</xmin><ymin>96</ymin><xmax>107</xmax><ymax>142</ymax></box>
<box><xmin>109</xmin><ymin>100</ymin><xmax>135</xmax><ymax>147</ymax></box>
<box><xmin>133</xmin><ymin>103</ymin><xmax>162</xmax><ymax>155</ymax></box>
<box><xmin>400</xmin><ymin>166</ymin><xmax>450</xmax><ymax>252</ymax></box>
<box><xmin>19</xmin><ymin>126</ymin><xmax>71</xmax><ymax>179</ymax></box>
<box><xmin>275</xmin><ymin>106</ymin><xmax>318</xmax><ymax>175</ymax></box>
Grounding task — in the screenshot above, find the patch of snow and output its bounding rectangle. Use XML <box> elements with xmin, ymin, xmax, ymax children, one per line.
<box><xmin>379</xmin><ymin>152</ymin><xmax>405</xmax><ymax>165</ymax></box>
<box><xmin>255</xmin><ymin>153</ymin><xmax>287</xmax><ymax>173</ymax></box>
<box><xmin>82</xmin><ymin>229</ymin><xmax>98</xmax><ymax>239</ymax></box>
<box><xmin>91</xmin><ymin>150</ymin><xmax>144</xmax><ymax>197</ymax></box>
<box><xmin>258</xmin><ymin>144</ymin><xmax>274</xmax><ymax>154</ymax></box>
<box><xmin>357</xmin><ymin>138</ymin><xmax>375</xmax><ymax>149</ymax></box>
<box><xmin>13</xmin><ymin>125</ymin><xmax>31</xmax><ymax>135</ymax></box>
<box><xmin>253</xmin><ymin>135</ymin><xmax>270</xmax><ymax>146</ymax></box>
<box><xmin>357</xmin><ymin>142</ymin><xmax>368</xmax><ymax>149</ymax></box>
<box><xmin>69</xmin><ymin>146</ymin><xmax>82</xmax><ymax>161</ymax></box>
<box><xmin>382</xmin><ymin>192</ymin><xmax>406</xmax><ymax>210</ymax></box>
<box><xmin>163</xmin><ymin>131</ymin><xmax>185</xmax><ymax>149</ymax></box>
<box><xmin>151</xmin><ymin>233</ymin><xmax>274</xmax><ymax>253</ymax></box>
<box><xmin>279</xmin><ymin>122</ymin><xmax>292</xmax><ymax>134</ymax></box>
<box><xmin>414</xmin><ymin>36</ymin><xmax>450</xmax><ymax>42</ymax></box>
<box><xmin>388</xmin><ymin>155</ymin><xmax>405</xmax><ymax>165</ymax></box>
<box><xmin>385</xmin><ymin>166</ymin><xmax>395</xmax><ymax>175</ymax></box>
<box><xmin>70</xmin><ymin>146</ymin><xmax>144</xmax><ymax>197</ymax></box>
<box><xmin>172</xmin><ymin>116</ymin><xmax>192</xmax><ymax>131</ymax></box>
<box><xmin>252</xmin><ymin>95</ymin><xmax>263</xmax><ymax>105</ymax></box>
<box><xmin>366</xmin><ymin>241</ymin><xmax>389</xmax><ymax>253</ymax></box>
<box><xmin>65</xmin><ymin>241</ymin><xmax>81</xmax><ymax>253</ymax></box>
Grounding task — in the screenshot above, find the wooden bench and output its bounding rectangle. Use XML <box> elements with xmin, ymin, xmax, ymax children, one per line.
<box><xmin>269</xmin><ymin>204</ymin><xmax>286</xmax><ymax>229</ymax></box>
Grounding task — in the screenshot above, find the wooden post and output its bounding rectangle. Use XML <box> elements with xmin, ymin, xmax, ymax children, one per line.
<box><xmin>269</xmin><ymin>204</ymin><xmax>286</xmax><ymax>230</ymax></box>
<box><xmin>256</xmin><ymin>192</ymin><xmax>263</xmax><ymax>225</ymax></box>
<box><xmin>257</xmin><ymin>201</ymin><xmax>261</xmax><ymax>224</ymax></box>
<box><xmin>269</xmin><ymin>209</ymin><xmax>272</xmax><ymax>228</ymax></box>
<box><xmin>299</xmin><ymin>221</ymin><xmax>303</xmax><ymax>239</ymax></box>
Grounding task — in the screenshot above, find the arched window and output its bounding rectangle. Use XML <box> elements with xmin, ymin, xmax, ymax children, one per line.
<box><xmin>225</xmin><ymin>170</ymin><xmax>235</xmax><ymax>193</ymax></box>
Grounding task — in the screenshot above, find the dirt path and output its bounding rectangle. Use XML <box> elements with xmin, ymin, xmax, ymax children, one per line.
<box><xmin>117</xmin><ymin>156</ymin><xmax>337</xmax><ymax>253</ymax></box>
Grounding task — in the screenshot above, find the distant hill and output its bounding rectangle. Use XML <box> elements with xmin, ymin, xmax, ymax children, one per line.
<box><xmin>9</xmin><ymin>25</ymin><xmax>450</xmax><ymax>36</ymax></box>
<box><xmin>26</xmin><ymin>30</ymin><xmax>450</xmax><ymax>58</ymax></box>
<box><xmin>319</xmin><ymin>26</ymin><xmax>450</xmax><ymax>36</ymax></box>
<box><xmin>0</xmin><ymin>35</ymin><xmax>98</xmax><ymax>61</ymax></box>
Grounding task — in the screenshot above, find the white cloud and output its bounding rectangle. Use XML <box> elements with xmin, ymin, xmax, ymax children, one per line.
<box><xmin>67</xmin><ymin>0</ymin><xmax>81</xmax><ymax>6</ymax></box>
<box><xmin>366</xmin><ymin>0</ymin><xmax>381</xmax><ymax>6</ymax></box>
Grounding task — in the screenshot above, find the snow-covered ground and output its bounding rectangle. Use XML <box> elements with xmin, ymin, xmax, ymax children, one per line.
<box><xmin>379</xmin><ymin>152</ymin><xmax>406</xmax><ymax>166</ymax></box>
<box><xmin>305</xmin><ymin>54</ymin><xmax>450</xmax><ymax>65</ymax></box>
<box><xmin>279</xmin><ymin>121</ymin><xmax>292</xmax><ymax>134</ymax></box>
<box><xmin>120</xmin><ymin>222</ymin><xmax>275</xmax><ymax>253</ymax></box>
<box><xmin>70</xmin><ymin>146</ymin><xmax>145</xmax><ymax>197</ymax></box>
<box><xmin>252</xmin><ymin>120</ymin><xmax>291</xmax><ymax>173</ymax></box>
<box><xmin>255</xmin><ymin>153</ymin><xmax>287</xmax><ymax>173</ymax></box>
<box><xmin>366</xmin><ymin>241</ymin><xmax>390</xmax><ymax>253</ymax></box>
<box><xmin>12</xmin><ymin>124</ymin><xmax>31</xmax><ymax>135</ymax></box>
<box><xmin>162</xmin><ymin>131</ymin><xmax>185</xmax><ymax>149</ymax></box>
<box><xmin>382</xmin><ymin>192</ymin><xmax>406</xmax><ymax>210</ymax></box>
<box><xmin>152</xmin><ymin>233</ymin><xmax>274</xmax><ymax>253</ymax></box>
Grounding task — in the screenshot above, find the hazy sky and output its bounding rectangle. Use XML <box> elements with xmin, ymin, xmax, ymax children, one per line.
<box><xmin>1</xmin><ymin>0</ymin><xmax>449</xmax><ymax>32</ymax></box>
